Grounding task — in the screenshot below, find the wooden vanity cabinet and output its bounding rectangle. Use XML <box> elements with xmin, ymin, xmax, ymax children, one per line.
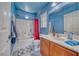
<box><xmin>40</xmin><ymin>37</ymin><xmax>50</xmax><ymax>56</ymax></box>
<box><xmin>49</xmin><ymin>41</ymin><xmax>77</xmax><ymax>56</ymax></box>
<box><xmin>40</xmin><ymin>37</ymin><xmax>78</xmax><ymax>56</ymax></box>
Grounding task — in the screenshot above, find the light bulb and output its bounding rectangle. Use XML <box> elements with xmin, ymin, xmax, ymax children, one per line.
<box><xmin>25</xmin><ymin>16</ymin><xmax>29</xmax><ymax>19</ymax></box>
<box><xmin>51</xmin><ymin>2</ymin><xmax>58</xmax><ymax>7</ymax></box>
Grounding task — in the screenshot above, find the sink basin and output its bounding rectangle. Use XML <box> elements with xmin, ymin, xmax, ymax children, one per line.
<box><xmin>65</xmin><ymin>40</ymin><xmax>79</xmax><ymax>46</ymax></box>
<box><xmin>57</xmin><ymin>37</ymin><xmax>67</xmax><ymax>41</ymax></box>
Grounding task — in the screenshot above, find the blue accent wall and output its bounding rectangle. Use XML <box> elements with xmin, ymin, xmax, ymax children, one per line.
<box><xmin>11</xmin><ymin>3</ymin><xmax>15</xmax><ymax>15</ymax></box>
<box><xmin>49</xmin><ymin>14</ymin><xmax>64</xmax><ymax>33</ymax></box>
<box><xmin>49</xmin><ymin>3</ymin><xmax>79</xmax><ymax>34</ymax></box>
<box><xmin>38</xmin><ymin>3</ymin><xmax>79</xmax><ymax>35</ymax></box>
<box><xmin>13</xmin><ymin>2</ymin><xmax>79</xmax><ymax>35</ymax></box>
<box><xmin>37</xmin><ymin>3</ymin><xmax>51</xmax><ymax>34</ymax></box>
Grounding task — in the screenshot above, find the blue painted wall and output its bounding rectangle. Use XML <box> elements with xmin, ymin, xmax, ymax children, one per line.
<box><xmin>49</xmin><ymin>3</ymin><xmax>79</xmax><ymax>34</ymax></box>
<box><xmin>11</xmin><ymin>3</ymin><xmax>15</xmax><ymax>15</ymax></box>
<box><xmin>49</xmin><ymin>14</ymin><xmax>64</xmax><ymax>33</ymax></box>
<box><xmin>13</xmin><ymin>2</ymin><xmax>79</xmax><ymax>35</ymax></box>
<box><xmin>11</xmin><ymin>2</ymin><xmax>16</xmax><ymax>20</ymax></box>
<box><xmin>38</xmin><ymin>3</ymin><xmax>79</xmax><ymax>35</ymax></box>
<box><xmin>37</xmin><ymin>3</ymin><xmax>51</xmax><ymax>34</ymax></box>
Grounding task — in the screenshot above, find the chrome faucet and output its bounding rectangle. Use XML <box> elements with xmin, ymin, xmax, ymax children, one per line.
<box><xmin>68</xmin><ymin>32</ymin><xmax>73</xmax><ymax>40</ymax></box>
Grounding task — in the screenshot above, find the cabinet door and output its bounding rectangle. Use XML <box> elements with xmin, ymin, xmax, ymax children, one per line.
<box><xmin>40</xmin><ymin>38</ymin><xmax>50</xmax><ymax>56</ymax></box>
<box><xmin>50</xmin><ymin>41</ymin><xmax>77</xmax><ymax>56</ymax></box>
<box><xmin>49</xmin><ymin>41</ymin><xmax>63</xmax><ymax>56</ymax></box>
<box><xmin>40</xmin><ymin>38</ymin><xmax>44</xmax><ymax>55</ymax></box>
<box><xmin>49</xmin><ymin>41</ymin><xmax>54</xmax><ymax>56</ymax></box>
<box><xmin>78</xmin><ymin>53</ymin><xmax>79</xmax><ymax>56</ymax></box>
<box><xmin>62</xmin><ymin>48</ymin><xmax>77</xmax><ymax>56</ymax></box>
<box><xmin>43</xmin><ymin>39</ymin><xmax>49</xmax><ymax>56</ymax></box>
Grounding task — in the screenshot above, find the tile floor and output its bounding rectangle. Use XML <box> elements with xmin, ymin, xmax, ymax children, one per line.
<box><xmin>13</xmin><ymin>39</ymin><xmax>40</xmax><ymax>56</ymax></box>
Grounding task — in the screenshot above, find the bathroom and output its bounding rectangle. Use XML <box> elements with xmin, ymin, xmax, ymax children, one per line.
<box><xmin>0</xmin><ymin>2</ymin><xmax>79</xmax><ymax>56</ymax></box>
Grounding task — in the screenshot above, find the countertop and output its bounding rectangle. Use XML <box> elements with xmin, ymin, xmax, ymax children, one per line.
<box><xmin>40</xmin><ymin>34</ymin><xmax>79</xmax><ymax>53</ymax></box>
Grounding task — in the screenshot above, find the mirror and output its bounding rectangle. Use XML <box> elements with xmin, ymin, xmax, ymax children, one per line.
<box><xmin>64</xmin><ymin>10</ymin><xmax>79</xmax><ymax>35</ymax></box>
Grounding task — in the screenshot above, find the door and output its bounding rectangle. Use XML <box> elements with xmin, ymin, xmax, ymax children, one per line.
<box><xmin>0</xmin><ymin>3</ymin><xmax>11</xmax><ymax>56</ymax></box>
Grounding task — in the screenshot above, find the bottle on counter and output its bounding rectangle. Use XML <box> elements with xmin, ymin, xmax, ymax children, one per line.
<box><xmin>48</xmin><ymin>22</ymin><xmax>53</xmax><ymax>35</ymax></box>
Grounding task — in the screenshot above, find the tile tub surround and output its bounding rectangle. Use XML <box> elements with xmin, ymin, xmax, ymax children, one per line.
<box><xmin>40</xmin><ymin>34</ymin><xmax>79</xmax><ymax>53</ymax></box>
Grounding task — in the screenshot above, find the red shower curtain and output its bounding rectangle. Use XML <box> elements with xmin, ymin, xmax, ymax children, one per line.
<box><xmin>34</xmin><ymin>18</ymin><xmax>39</xmax><ymax>40</ymax></box>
